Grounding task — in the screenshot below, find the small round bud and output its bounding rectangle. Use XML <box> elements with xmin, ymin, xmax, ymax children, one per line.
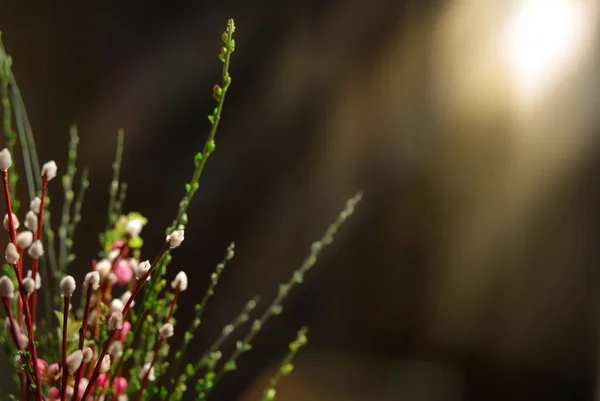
<box><xmin>96</xmin><ymin>259</ymin><xmax>111</xmax><ymax>281</ymax></box>
<box><xmin>3</xmin><ymin>213</ymin><xmax>19</xmax><ymax>231</ymax></box>
<box><xmin>120</xmin><ymin>291</ymin><xmax>134</xmax><ymax>307</ymax></box>
<box><xmin>166</xmin><ymin>229</ymin><xmax>184</xmax><ymax>249</ymax></box>
<box><xmin>0</xmin><ymin>276</ymin><xmax>14</xmax><ymax>298</ymax></box>
<box><xmin>107</xmin><ymin>311</ymin><xmax>123</xmax><ymax>330</ymax></box>
<box><xmin>16</xmin><ymin>231</ymin><xmax>33</xmax><ymax>249</ymax></box>
<box><xmin>26</xmin><ymin>270</ymin><xmax>41</xmax><ymax>289</ymax></box>
<box><xmin>82</xmin><ymin>347</ymin><xmax>93</xmax><ymax>364</ymax></box>
<box><xmin>110</xmin><ymin>298</ymin><xmax>124</xmax><ymax>312</ymax></box>
<box><xmin>134</xmin><ymin>260</ymin><xmax>151</xmax><ymax>280</ymax></box>
<box><xmin>22</xmin><ymin>278</ymin><xmax>36</xmax><ymax>295</ymax></box>
<box><xmin>84</xmin><ymin>271</ymin><xmax>100</xmax><ymax>291</ymax></box>
<box><xmin>0</xmin><ymin>149</ymin><xmax>12</xmax><ymax>171</ymax></box>
<box><xmin>24</xmin><ymin>211</ymin><xmax>37</xmax><ymax>232</ymax></box>
<box><xmin>28</xmin><ymin>240</ymin><xmax>44</xmax><ymax>259</ymax></box>
<box><xmin>126</xmin><ymin>219</ymin><xmax>143</xmax><ymax>237</ymax></box>
<box><xmin>108</xmin><ymin>272</ymin><xmax>117</xmax><ymax>286</ymax></box>
<box><xmin>99</xmin><ymin>355</ymin><xmax>111</xmax><ymax>373</ymax></box>
<box><xmin>41</xmin><ymin>161</ymin><xmax>58</xmax><ymax>180</ymax></box>
<box><xmin>66</xmin><ymin>350</ymin><xmax>83</xmax><ymax>374</ymax></box>
<box><xmin>60</xmin><ymin>275</ymin><xmax>76</xmax><ymax>297</ymax></box>
<box><xmin>139</xmin><ymin>363</ymin><xmax>155</xmax><ymax>381</ymax></box>
<box><xmin>159</xmin><ymin>323</ymin><xmax>174</xmax><ymax>339</ymax></box>
<box><xmin>30</xmin><ymin>198</ymin><xmax>42</xmax><ymax>214</ymax></box>
<box><xmin>171</xmin><ymin>271</ymin><xmax>188</xmax><ymax>291</ymax></box>
<box><xmin>5</xmin><ymin>242</ymin><xmax>19</xmax><ymax>264</ymax></box>
<box><xmin>108</xmin><ymin>248</ymin><xmax>120</xmax><ymax>262</ymax></box>
<box><xmin>108</xmin><ymin>341</ymin><xmax>123</xmax><ymax>360</ymax></box>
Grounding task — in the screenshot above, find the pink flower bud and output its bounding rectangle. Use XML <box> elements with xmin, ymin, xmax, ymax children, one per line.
<box><xmin>114</xmin><ymin>259</ymin><xmax>133</xmax><ymax>285</ymax></box>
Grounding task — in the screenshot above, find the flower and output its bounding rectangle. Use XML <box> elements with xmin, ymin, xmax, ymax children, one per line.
<box><xmin>166</xmin><ymin>229</ymin><xmax>185</xmax><ymax>248</ymax></box>
<box><xmin>66</xmin><ymin>350</ymin><xmax>83</xmax><ymax>374</ymax></box>
<box><xmin>99</xmin><ymin>355</ymin><xmax>111</xmax><ymax>373</ymax></box>
<box><xmin>30</xmin><ymin>197</ymin><xmax>41</xmax><ymax>214</ymax></box>
<box><xmin>41</xmin><ymin>160</ymin><xmax>58</xmax><ymax>180</ymax></box>
<box><xmin>171</xmin><ymin>271</ymin><xmax>188</xmax><ymax>291</ymax></box>
<box><xmin>5</xmin><ymin>242</ymin><xmax>19</xmax><ymax>264</ymax></box>
<box><xmin>24</xmin><ymin>210</ymin><xmax>37</xmax><ymax>231</ymax></box>
<box><xmin>0</xmin><ymin>148</ymin><xmax>12</xmax><ymax>171</ymax></box>
<box><xmin>22</xmin><ymin>277</ymin><xmax>36</xmax><ymax>295</ymax></box>
<box><xmin>134</xmin><ymin>260</ymin><xmax>151</xmax><ymax>280</ymax></box>
<box><xmin>3</xmin><ymin>213</ymin><xmax>19</xmax><ymax>231</ymax></box>
<box><xmin>108</xmin><ymin>311</ymin><xmax>124</xmax><ymax>330</ymax></box>
<box><xmin>0</xmin><ymin>276</ymin><xmax>14</xmax><ymax>298</ymax></box>
<box><xmin>114</xmin><ymin>259</ymin><xmax>133</xmax><ymax>285</ymax></box>
<box><xmin>126</xmin><ymin>218</ymin><xmax>143</xmax><ymax>237</ymax></box>
<box><xmin>28</xmin><ymin>240</ymin><xmax>44</xmax><ymax>259</ymax></box>
<box><xmin>120</xmin><ymin>321</ymin><xmax>132</xmax><ymax>342</ymax></box>
<box><xmin>139</xmin><ymin>363</ymin><xmax>155</xmax><ymax>381</ymax></box>
<box><xmin>112</xmin><ymin>377</ymin><xmax>128</xmax><ymax>397</ymax></box>
<box><xmin>60</xmin><ymin>275</ymin><xmax>76</xmax><ymax>297</ymax></box>
<box><xmin>16</xmin><ymin>230</ymin><xmax>33</xmax><ymax>249</ymax></box>
<box><xmin>159</xmin><ymin>323</ymin><xmax>174</xmax><ymax>339</ymax></box>
<box><xmin>84</xmin><ymin>271</ymin><xmax>100</xmax><ymax>291</ymax></box>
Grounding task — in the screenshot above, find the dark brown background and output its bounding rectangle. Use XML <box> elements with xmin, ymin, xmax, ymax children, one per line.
<box><xmin>1</xmin><ymin>1</ymin><xmax>600</xmax><ymax>400</ymax></box>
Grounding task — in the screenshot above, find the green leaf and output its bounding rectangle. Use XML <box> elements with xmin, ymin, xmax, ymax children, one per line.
<box><xmin>54</xmin><ymin>310</ymin><xmax>83</xmax><ymax>343</ymax></box>
<box><xmin>129</xmin><ymin>235</ymin><xmax>144</xmax><ymax>249</ymax></box>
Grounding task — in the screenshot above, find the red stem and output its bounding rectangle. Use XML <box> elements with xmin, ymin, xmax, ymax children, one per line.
<box><xmin>72</xmin><ymin>265</ymin><xmax>95</xmax><ymax>396</ymax></box>
<box><xmin>166</xmin><ymin>290</ymin><xmax>180</xmax><ymax>322</ymax></box>
<box><xmin>136</xmin><ymin>337</ymin><xmax>164</xmax><ymax>401</ymax></box>
<box><xmin>2</xmin><ymin>297</ymin><xmax>35</xmax><ymax>384</ymax></box>
<box><xmin>2</xmin><ymin>171</ymin><xmax>17</xmax><ymax>243</ymax></box>
<box><xmin>60</xmin><ymin>295</ymin><xmax>71</xmax><ymax>401</ymax></box>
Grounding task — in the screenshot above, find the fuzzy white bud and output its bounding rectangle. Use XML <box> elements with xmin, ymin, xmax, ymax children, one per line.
<box><xmin>24</xmin><ymin>211</ymin><xmax>37</xmax><ymax>232</ymax></box>
<box><xmin>108</xmin><ymin>272</ymin><xmax>117</xmax><ymax>286</ymax></box>
<box><xmin>41</xmin><ymin>160</ymin><xmax>58</xmax><ymax>180</ymax></box>
<box><xmin>110</xmin><ymin>298</ymin><xmax>124</xmax><ymax>312</ymax></box>
<box><xmin>28</xmin><ymin>240</ymin><xmax>44</xmax><ymax>259</ymax></box>
<box><xmin>99</xmin><ymin>355</ymin><xmax>111</xmax><ymax>373</ymax></box>
<box><xmin>107</xmin><ymin>311</ymin><xmax>123</xmax><ymax>330</ymax></box>
<box><xmin>82</xmin><ymin>347</ymin><xmax>93</xmax><ymax>364</ymax></box>
<box><xmin>108</xmin><ymin>249</ymin><xmax>120</xmax><ymax>262</ymax></box>
<box><xmin>3</xmin><ymin>213</ymin><xmax>19</xmax><ymax>232</ymax></box>
<box><xmin>16</xmin><ymin>231</ymin><xmax>33</xmax><ymax>249</ymax></box>
<box><xmin>139</xmin><ymin>363</ymin><xmax>155</xmax><ymax>381</ymax></box>
<box><xmin>84</xmin><ymin>271</ymin><xmax>100</xmax><ymax>291</ymax></box>
<box><xmin>134</xmin><ymin>260</ymin><xmax>151</xmax><ymax>280</ymax></box>
<box><xmin>5</xmin><ymin>242</ymin><xmax>19</xmax><ymax>264</ymax></box>
<box><xmin>0</xmin><ymin>276</ymin><xmax>14</xmax><ymax>298</ymax></box>
<box><xmin>166</xmin><ymin>229</ymin><xmax>185</xmax><ymax>249</ymax></box>
<box><xmin>60</xmin><ymin>275</ymin><xmax>76</xmax><ymax>297</ymax></box>
<box><xmin>66</xmin><ymin>350</ymin><xmax>83</xmax><ymax>374</ymax></box>
<box><xmin>108</xmin><ymin>341</ymin><xmax>123</xmax><ymax>360</ymax></box>
<box><xmin>96</xmin><ymin>259</ymin><xmax>111</xmax><ymax>281</ymax></box>
<box><xmin>120</xmin><ymin>291</ymin><xmax>134</xmax><ymax>307</ymax></box>
<box><xmin>159</xmin><ymin>323</ymin><xmax>174</xmax><ymax>339</ymax></box>
<box><xmin>26</xmin><ymin>270</ymin><xmax>42</xmax><ymax>289</ymax></box>
<box><xmin>0</xmin><ymin>149</ymin><xmax>12</xmax><ymax>171</ymax></box>
<box><xmin>30</xmin><ymin>197</ymin><xmax>41</xmax><ymax>214</ymax></box>
<box><xmin>171</xmin><ymin>271</ymin><xmax>188</xmax><ymax>291</ymax></box>
<box><xmin>18</xmin><ymin>333</ymin><xmax>29</xmax><ymax>348</ymax></box>
<box><xmin>22</xmin><ymin>278</ymin><xmax>36</xmax><ymax>295</ymax></box>
<box><xmin>126</xmin><ymin>219</ymin><xmax>143</xmax><ymax>237</ymax></box>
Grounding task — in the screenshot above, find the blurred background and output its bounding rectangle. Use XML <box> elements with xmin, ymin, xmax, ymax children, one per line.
<box><xmin>1</xmin><ymin>0</ymin><xmax>600</xmax><ymax>400</ymax></box>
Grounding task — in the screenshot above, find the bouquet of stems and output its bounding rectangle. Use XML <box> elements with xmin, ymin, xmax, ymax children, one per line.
<box><xmin>0</xmin><ymin>19</ymin><xmax>361</xmax><ymax>401</ymax></box>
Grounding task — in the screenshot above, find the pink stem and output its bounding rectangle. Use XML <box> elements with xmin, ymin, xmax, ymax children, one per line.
<box><xmin>60</xmin><ymin>295</ymin><xmax>71</xmax><ymax>401</ymax></box>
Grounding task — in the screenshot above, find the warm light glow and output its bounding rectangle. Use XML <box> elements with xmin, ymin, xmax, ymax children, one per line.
<box><xmin>505</xmin><ymin>0</ymin><xmax>588</xmax><ymax>104</ymax></box>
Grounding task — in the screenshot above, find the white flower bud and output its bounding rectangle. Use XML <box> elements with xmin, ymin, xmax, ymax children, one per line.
<box><xmin>107</xmin><ymin>311</ymin><xmax>123</xmax><ymax>330</ymax></box>
<box><xmin>87</xmin><ymin>310</ymin><xmax>98</xmax><ymax>325</ymax></box>
<box><xmin>0</xmin><ymin>276</ymin><xmax>14</xmax><ymax>298</ymax></box>
<box><xmin>171</xmin><ymin>271</ymin><xmax>188</xmax><ymax>291</ymax></box>
<box><xmin>5</xmin><ymin>242</ymin><xmax>19</xmax><ymax>264</ymax></box>
<box><xmin>24</xmin><ymin>211</ymin><xmax>37</xmax><ymax>232</ymax></box>
<box><xmin>60</xmin><ymin>275</ymin><xmax>76</xmax><ymax>297</ymax></box>
<box><xmin>120</xmin><ymin>291</ymin><xmax>134</xmax><ymax>307</ymax></box>
<box><xmin>126</xmin><ymin>219</ymin><xmax>143</xmax><ymax>237</ymax></box>
<box><xmin>28</xmin><ymin>240</ymin><xmax>44</xmax><ymax>259</ymax></box>
<box><xmin>18</xmin><ymin>333</ymin><xmax>29</xmax><ymax>348</ymax></box>
<box><xmin>3</xmin><ymin>213</ymin><xmax>19</xmax><ymax>231</ymax></box>
<box><xmin>22</xmin><ymin>278</ymin><xmax>36</xmax><ymax>295</ymax></box>
<box><xmin>134</xmin><ymin>260</ymin><xmax>151</xmax><ymax>280</ymax></box>
<box><xmin>139</xmin><ymin>363</ymin><xmax>155</xmax><ymax>381</ymax></box>
<box><xmin>99</xmin><ymin>355</ymin><xmax>111</xmax><ymax>373</ymax></box>
<box><xmin>159</xmin><ymin>323</ymin><xmax>174</xmax><ymax>339</ymax></box>
<box><xmin>82</xmin><ymin>347</ymin><xmax>93</xmax><ymax>364</ymax></box>
<box><xmin>16</xmin><ymin>231</ymin><xmax>33</xmax><ymax>249</ymax></box>
<box><xmin>84</xmin><ymin>271</ymin><xmax>100</xmax><ymax>291</ymax></box>
<box><xmin>66</xmin><ymin>350</ymin><xmax>83</xmax><ymax>374</ymax></box>
<box><xmin>108</xmin><ymin>249</ymin><xmax>120</xmax><ymax>262</ymax></box>
<box><xmin>110</xmin><ymin>298</ymin><xmax>124</xmax><ymax>312</ymax></box>
<box><xmin>107</xmin><ymin>272</ymin><xmax>117</xmax><ymax>286</ymax></box>
<box><xmin>108</xmin><ymin>341</ymin><xmax>123</xmax><ymax>360</ymax></box>
<box><xmin>26</xmin><ymin>270</ymin><xmax>42</xmax><ymax>289</ymax></box>
<box><xmin>0</xmin><ymin>149</ymin><xmax>12</xmax><ymax>171</ymax></box>
<box><xmin>41</xmin><ymin>161</ymin><xmax>58</xmax><ymax>180</ymax></box>
<box><xmin>30</xmin><ymin>197</ymin><xmax>41</xmax><ymax>214</ymax></box>
<box><xmin>96</xmin><ymin>259</ymin><xmax>111</xmax><ymax>281</ymax></box>
<box><xmin>166</xmin><ymin>229</ymin><xmax>184</xmax><ymax>249</ymax></box>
